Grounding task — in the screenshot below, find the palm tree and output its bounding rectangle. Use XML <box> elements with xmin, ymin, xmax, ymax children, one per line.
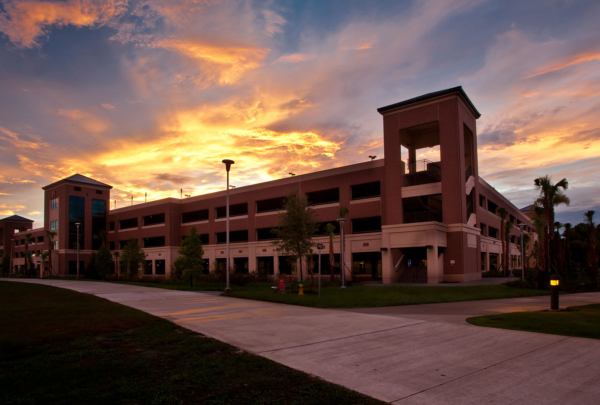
<box><xmin>496</xmin><ymin>207</ymin><xmax>508</xmax><ymax>276</ymax></box>
<box><xmin>534</xmin><ymin>176</ymin><xmax>569</xmax><ymax>276</ymax></box>
<box><xmin>326</xmin><ymin>223</ymin><xmax>336</xmax><ymax>282</ymax></box>
<box><xmin>532</xmin><ymin>215</ymin><xmax>546</xmax><ymax>283</ymax></box>
<box><xmin>584</xmin><ymin>211</ymin><xmax>598</xmax><ymax>281</ymax></box>
<box><xmin>554</xmin><ymin>222</ymin><xmax>564</xmax><ymax>274</ymax></box>
<box><xmin>40</xmin><ymin>251</ymin><xmax>49</xmax><ymax>278</ymax></box>
<box><xmin>563</xmin><ymin>223</ymin><xmax>572</xmax><ymax>274</ymax></box>
<box><xmin>339</xmin><ymin>206</ymin><xmax>350</xmax><ymax>281</ymax></box>
<box><xmin>45</xmin><ymin>230</ymin><xmax>57</xmax><ymax>276</ymax></box>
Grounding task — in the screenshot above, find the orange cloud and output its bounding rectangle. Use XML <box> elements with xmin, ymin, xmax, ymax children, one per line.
<box><xmin>526</xmin><ymin>52</ymin><xmax>600</xmax><ymax>78</ymax></box>
<box><xmin>151</xmin><ymin>38</ymin><xmax>270</xmax><ymax>84</ymax></box>
<box><xmin>57</xmin><ymin>109</ymin><xmax>109</xmax><ymax>133</ymax></box>
<box><xmin>273</xmin><ymin>54</ymin><xmax>317</xmax><ymax>64</ymax></box>
<box><xmin>0</xmin><ymin>126</ymin><xmax>48</xmax><ymax>149</ymax></box>
<box><xmin>0</xmin><ymin>0</ymin><xmax>128</xmax><ymax>48</ymax></box>
<box><xmin>0</xmin><ymin>203</ymin><xmax>26</xmax><ymax>216</ymax></box>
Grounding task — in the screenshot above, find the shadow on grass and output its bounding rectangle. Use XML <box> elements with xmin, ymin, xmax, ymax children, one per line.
<box><xmin>467</xmin><ymin>304</ymin><xmax>600</xmax><ymax>340</ymax></box>
<box><xmin>0</xmin><ymin>281</ymin><xmax>382</xmax><ymax>405</ymax></box>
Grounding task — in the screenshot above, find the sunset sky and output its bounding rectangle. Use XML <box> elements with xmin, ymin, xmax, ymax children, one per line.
<box><xmin>1</xmin><ymin>0</ymin><xmax>599</xmax><ymax>228</ymax></box>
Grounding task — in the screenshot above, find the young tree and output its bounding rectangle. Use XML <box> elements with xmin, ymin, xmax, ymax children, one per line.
<box><xmin>45</xmin><ymin>230</ymin><xmax>57</xmax><ymax>276</ymax></box>
<box><xmin>496</xmin><ymin>208</ymin><xmax>508</xmax><ymax>276</ymax></box>
<box><xmin>534</xmin><ymin>176</ymin><xmax>569</xmax><ymax>275</ymax></box>
<box><xmin>119</xmin><ymin>239</ymin><xmax>146</xmax><ymax>281</ymax></box>
<box><xmin>272</xmin><ymin>190</ymin><xmax>319</xmax><ymax>281</ymax></box>
<box><xmin>113</xmin><ymin>251</ymin><xmax>120</xmax><ymax>279</ymax></box>
<box><xmin>584</xmin><ymin>211</ymin><xmax>598</xmax><ymax>281</ymax></box>
<box><xmin>175</xmin><ymin>227</ymin><xmax>205</xmax><ymax>285</ymax></box>
<box><xmin>95</xmin><ymin>244</ymin><xmax>115</xmax><ymax>280</ymax></box>
<box><xmin>326</xmin><ymin>223</ymin><xmax>337</xmax><ymax>282</ymax></box>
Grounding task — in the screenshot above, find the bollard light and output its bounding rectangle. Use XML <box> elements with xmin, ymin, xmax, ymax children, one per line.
<box><xmin>550</xmin><ymin>274</ymin><xmax>559</xmax><ymax>311</ymax></box>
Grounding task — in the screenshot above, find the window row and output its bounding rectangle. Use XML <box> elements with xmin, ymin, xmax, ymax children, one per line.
<box><xmin>107</xmin><ymin>216</ymin><xmax>382</xmax><ymax>249</ymax></box>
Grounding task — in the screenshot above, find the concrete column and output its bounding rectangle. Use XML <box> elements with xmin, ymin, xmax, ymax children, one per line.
<box><xmin>408</xmin><ymin>144</ymin><xmax>417</xmax><ymax>173</ymax></box>
<box><xmin>427</xmin><ymin>244</ymin><xmax>439</xmax><ymax>284</ymax></box>
<box><xmin>485</xmin><ymin>250</ymin><xmax>490</xmax><ymax>272</ymax></box>
<box><xmin>381</xmin><ymin>249</ymin><xmax>394</xmax><ymax>284</ymax></box>
<box><xmin>249</xmin><ymin>247</ymin><xmax>257</xmax><ymax>275</ymax></box>
<box><xmin>273</xmin><ymin>254</ymin><xmax>279</xmax><ymax>278</ymax></box>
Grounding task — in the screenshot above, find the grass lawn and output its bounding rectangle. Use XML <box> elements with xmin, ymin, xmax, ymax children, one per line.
<box><xmin>225</xmin><ymin>283</ymin><xmax>549</xmax><ymax>308</ymax></box>
<box><xmin>467</xmin><ymin>304</ymin><xmax>600</xmax><ymax>340</ymax></box>
<box><xmin>0</xmin><ymin>281</ymin><xmax>382</xmax><ymax>405</ymax></box>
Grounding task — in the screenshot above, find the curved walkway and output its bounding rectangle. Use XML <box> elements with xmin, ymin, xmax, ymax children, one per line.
<box><xmin>5</xmin><ymin>279</ymin><xmax>600</xmax><ymax>405</ymax></box>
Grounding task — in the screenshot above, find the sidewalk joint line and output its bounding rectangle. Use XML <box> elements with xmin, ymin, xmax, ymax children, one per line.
<box><xmin>389</xmin><ymin>336</ymin><xmax>571</xmax><ymax>404</ymax></box>
<box><xmin>256</xmin><ymin>321</ymin><xmax>427</xmax><ymax>354</ymax></box>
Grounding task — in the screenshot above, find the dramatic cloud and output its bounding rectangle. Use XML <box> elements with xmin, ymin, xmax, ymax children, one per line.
<box><xmin>0</xmin><ymin>0</ymin><xmax>599</xmax><ymax>227</ymax></box>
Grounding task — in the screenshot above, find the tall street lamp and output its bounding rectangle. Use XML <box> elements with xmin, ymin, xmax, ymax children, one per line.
<box><xmin>518</xmin><ymin>223</ymin><xmax>526</xmax><ymax>281</ymax></box>
<box><xmin>337</xmin><ymin>218</ymin><xmax>347</xmax><ymax>290</ymax></box>
<box><xmin>222</xmin><ymin>159</ymin><xmax>235</xmax><ymax>293</ymax></box>
<box><xmin>75</xmin><ymin>222</ymin><xmax>81</xmax><ymax>279</ymax></box>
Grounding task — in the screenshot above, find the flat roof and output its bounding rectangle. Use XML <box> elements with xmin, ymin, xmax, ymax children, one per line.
<box><xmin>377</xmin><ymin>86</ymin><xmax>481</xmax><ymax>118</ymax></box>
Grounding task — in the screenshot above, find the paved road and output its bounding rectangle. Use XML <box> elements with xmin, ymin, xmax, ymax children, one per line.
<box><xmin>5</xmin><ymin>279</ymin><xmax>600</xmax><ymax>404</ymax></box>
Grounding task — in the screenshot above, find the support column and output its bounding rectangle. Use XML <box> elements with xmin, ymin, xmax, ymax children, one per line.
<box><xmin>427</xmin><ymin>244</ymin><xmax>439</xmax><ymax>284</ymax></box>
<box><xmin>381</xmin><ymin>249</ymin><xmax>394</xmax><ymax>284</ymax></box>
<box><xmin>273</xmin><ymin>254</ymin><xmax>279</xmax><ymax>279</ymax></box>
<box><xmin>408</xmin><ymin>144</ymin><xmax>417</xmax><ymax>173</ymax></box>
<box><xmin>249</xmin><ymin>247</ymin><xmax>257</xmax><ymax>275</ymax></box>
<box><xmin>485</xmin><ymin>250</ymin><xmax>490</xmax><ymax>272</ymax></box>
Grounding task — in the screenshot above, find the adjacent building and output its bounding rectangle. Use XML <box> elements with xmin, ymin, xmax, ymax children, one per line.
<box><xmin>2</xmin><ymin>87</ymin><xmax>533</xmax><ymax>283</ymax></box>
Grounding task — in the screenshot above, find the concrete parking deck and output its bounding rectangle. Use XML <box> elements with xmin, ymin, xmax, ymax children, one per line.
<box><xmin>5</xmin><ymin>279</ymin><xmax>600</xmax><ymax>404</ymax></box>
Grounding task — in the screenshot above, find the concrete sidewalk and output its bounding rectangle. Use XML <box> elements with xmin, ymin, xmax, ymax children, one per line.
<box><xmin>5</xmin><ymin>279</ymin><xmax>600</xmax><ymax>404</ymax></box>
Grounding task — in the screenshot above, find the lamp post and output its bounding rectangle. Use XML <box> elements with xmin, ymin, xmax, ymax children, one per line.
<box><xmin>75</xmin><ymin>222</ymin><xmax>81</xmax><ymax>279</ymax></box>
<box><xmin>9</xmin><ymin>239</ymin><xmax>14</xmax><ymax>277</ymax></box>
<box><xmin>337</xmin><ymin>218</ymin><xmax>347</xmax><ymax>290</ymax></box>
<box><xmin>222</xmin><ymin>159</ymin><xmax>235</xmax><ymax>293</ymax></box>
<box><xmin>550</xmin><ymin>274</ymin><xmax>559</xmax><ymax>310</ymax></box>
<box><xmin>317</xmin><ymin>243</ymin><xmax>324</xmax><ymax>299</ymax></box>
<box><xmin>518</xmin><ymin>223</ymin><xmax>526</xmax><ymax>281</ymax></box>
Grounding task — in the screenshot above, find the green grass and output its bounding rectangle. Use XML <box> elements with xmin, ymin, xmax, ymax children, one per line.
<box><xmin>225</xmin><ymin>283</ymin><xmax>549</xmax><ymax>308</ymax></box>
<box><xmin>467</xmin><ymin>304</ymin><xmax>600</xmax><ymax>340</ymax></box>
<box><xmin>0</xmin><ymin>281</ymin><xmax>382</xmax><ymax>405</ymax></box>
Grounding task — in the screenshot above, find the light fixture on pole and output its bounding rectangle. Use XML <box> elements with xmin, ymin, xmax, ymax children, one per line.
<box><xmin>222</xmin><ymin>159</ymin><xmax>235</xmax><ymax>293</ymax></box>
<box><xmin>289</xmin><ymin>173</ymin><xmax>295</xmax><ymax>177</ymax></box>
<box><xmin>518</xmin><ymin>223</ymin><xmax>526</xmax><ymax>281</ymax></box>
<box><xmin>10</xmin><ymin>238</ymin><xmax>14</xmax><ymax>277</ymax></box>
<box><xmin>368</xmin><ymin>155</ymin><xmax>376</xmax><ymax>161</ymax></box>
<box><xmin>337</xmin><ymin>218</ymin><xmax>347</xmax><ymax>290</ymax></box>
<box><xmin>317</xmin><ymin>243</ymin><xmax>324</xmax><ymax>299</ymax></box>
<box><xmin>75</xmin><ymin>222</ymin><xmax>81</xmax><ymax>279</ymax></box>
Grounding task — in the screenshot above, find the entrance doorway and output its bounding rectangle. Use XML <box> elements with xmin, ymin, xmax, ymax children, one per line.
<box><xmin>352</xmin><ymin>252</ymin><xmax>382</xmax><ymax>281</ymax></box>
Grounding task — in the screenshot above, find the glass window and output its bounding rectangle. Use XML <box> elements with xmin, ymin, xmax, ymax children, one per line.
<box><xmin>182</xmin><ymin>209</ymin><xmax>209</xmax><ymax>223</ymax></box>
<box><xmin>50</xmin><ymin>221</ymin><xmax>58</xmax><ymax>231</ymax></box>
<box><xmin>96</xmin><ymin>190</ymin><xmax>103</xmax><ymax>195</ymax></box>
<box><xmin>92</xmin><ymin>199</ymin><xmax>106</xmax><ymax>250</ymax></box>
<box><xmin>144</xmin><ymin>260</ymin><xmax>153</xmax><ymax>275</ymax></box>
<box><xmin>50</xmin><ymin>198</ymin><xmax>58</xmax><ymax>209</ymax></box>
<box><xmin>69</xmin><ymin>196</ymin><xmax>85</xmax><ymax>250</ymax></box>
<box><xmin>109</xmin><ymin>222</ymin><xmax>115</xmax><ymax>231</ymax></box>
<box><xmin>109</xmin><ymin>241</ymin><xmax>115</xmax><ymax>250</ymax></box>
<box><xmin>155</xmin><ymin>260</ymin><xmax>166</xmax><ymax>275</ymax></box>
